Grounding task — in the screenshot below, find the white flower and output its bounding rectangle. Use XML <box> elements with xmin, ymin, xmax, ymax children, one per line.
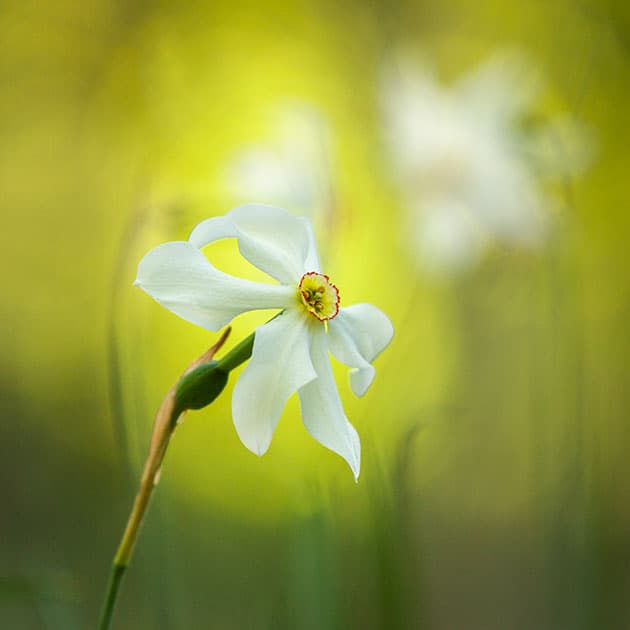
<box><xmin>225</xmin><ymin>106</ymin><xmax>335</xmax><ymax>229</ymax></box>
<box><xmin>134</xmin><ymin>204</ymin><xmax>393</xmax><ymax>479</ymax></box>
<box><xmin>381</xmin><ymin>53</ymin><xmax>591</xmax><ymax>273</ymax></box>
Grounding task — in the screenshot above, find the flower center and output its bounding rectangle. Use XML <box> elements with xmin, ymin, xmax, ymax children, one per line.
<box><xmin>298</xmin><ymin>272</ymin><xmax>340</xmax><ymax>321</ymax></box>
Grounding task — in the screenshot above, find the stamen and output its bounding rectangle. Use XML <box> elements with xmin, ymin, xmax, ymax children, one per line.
<box><xmin>298</xmin><ymin>272</ymin><xmax>340</xmax><ymax>321</ymax></box>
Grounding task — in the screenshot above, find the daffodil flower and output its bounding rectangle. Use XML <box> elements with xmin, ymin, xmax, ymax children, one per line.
<box><xmin>381</xmin><ymin>53</ymin><xmax>592</xmax><ymax>273</ymax></box>
<box><xmin>135</xmin><ymin>204</ymin><xmax>393</xmax><ymax>479</ymax></box>
<box><xmin>225</xmin><ymin>106</ymin><xmax>334</xmax><ymax>225</ymax></box>
<box><xmin>223</xmin><ymin>105</ymin><xmax>339</xmax><ymax>263</ymax></box>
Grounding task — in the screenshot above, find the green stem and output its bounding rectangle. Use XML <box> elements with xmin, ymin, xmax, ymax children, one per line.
<box><xmin>98</xmin><ymin>329</ymin><xmax>233</xmax><ymax>630</ymax></box>
<box><xmin>98</xmin><ymin>422</ymin><xmax>171</xmax><ymax>630</ymax></box>
<box><xmin>98</xmin><ymin>565</ymin><xmax>126</xmax><ymax>630</ymax></box>
<box><xmin>215</xmin><ymin>331</ymin><xmax>254</xmax><ymax>373</ymax></box>
<box><xmin>214</xmin><ymin>311</ymin><xmax>282</xmax><ymax>373</ymax></box>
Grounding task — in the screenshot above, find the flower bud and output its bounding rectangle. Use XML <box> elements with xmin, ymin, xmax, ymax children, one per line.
<box><xmin>173</xmin><ymin>360</ymin><xmax>229</xmax><ymax>415</ymax></box>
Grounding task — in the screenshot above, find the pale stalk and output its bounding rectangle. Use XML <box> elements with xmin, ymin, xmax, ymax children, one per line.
<box><xmin>98</xmin><ymin>327</ymin><xmax>255</xmax><ymax>630</ymax></box>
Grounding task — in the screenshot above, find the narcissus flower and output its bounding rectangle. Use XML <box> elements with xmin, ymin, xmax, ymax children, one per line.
<box><xmin>223</xmin><ymin>105</ymin><xmax>339</xmax><ymax>263</ymax></box>
<box><xmin>224</xmin><ymin>106</ymin><xmax>334</xmax><ymax>227</ymax></box>
<box><xmin>381</xmin><ymin>53</ymin><xmax>592</xmax><ymax>274</ymax></box>
<box><xmin>135</xmin><ymin>204</ymin><xmax>393</xmax><ymax>479</ymax></box>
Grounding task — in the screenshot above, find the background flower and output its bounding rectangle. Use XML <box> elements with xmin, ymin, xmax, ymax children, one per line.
<box><xmin>223</xmin><ymin>105</ymin><xmax>339</xmax><ymax>248</ymax></box>
<box><xmin>382</xmin><ymin>52</ymin><xmax>593</xmax><ymax>274</ymax></box>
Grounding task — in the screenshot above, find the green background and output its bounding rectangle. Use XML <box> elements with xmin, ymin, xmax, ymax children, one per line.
<box><xmin>1</xmin><ymin>1</ymin><xmax>628</xmax><ymax>628</ymax></box>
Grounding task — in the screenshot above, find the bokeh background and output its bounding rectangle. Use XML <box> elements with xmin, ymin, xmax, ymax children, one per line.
<box><xmin>1</xmin><ymin>1</ymin><xmax>629</xmax><ymax>628</ymax></box>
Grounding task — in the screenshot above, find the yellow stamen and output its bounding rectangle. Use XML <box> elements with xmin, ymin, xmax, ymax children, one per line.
<box><xmin>298</xmin><ymin>272</ymin><xmax>340</xmax><ymax>321</ymax></box>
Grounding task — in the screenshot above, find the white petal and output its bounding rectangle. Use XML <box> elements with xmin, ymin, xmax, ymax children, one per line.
<box><xmin>188</xmin><ymin>215</ymin><xmax>237</xmax><ymax>247</ymax></box>
<box><xmin>232</xmin><ymin>309</ymin><xmax>317</xmax><ymax>456</ymax></box>
<box><xmin>298</xmin><ymin>325</ymin><xmax>361</xmax><ymax>480</ymax></box>
<box><xmin>454</xmin><ymin>52</ymin><xmax>540</xmax><ymax>121</ymax></box>
<box><xmin>327</xmin><ymin>304</ymin><xmax>394</xmax><ymax>397</ymax></box>
<box><xmin>135</xmin><ymin>241</ymin><xmax>294</xmax><ymax>331</ymax></box>
<box><xmin>190</xmin><ymin>204</ymin><xmax>320</xmax><ymax>284</ymax></box>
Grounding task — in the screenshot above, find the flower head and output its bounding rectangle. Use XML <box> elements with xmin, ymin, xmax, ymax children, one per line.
<box><xmin>135</xmin><ymin>204</ymin><xmax>393</xmax><ymax>479</ymax></box>
<box><xmin>381</xmin><ymin>52</ymin><xmax>591</xmax><ymax>274</ymax></box>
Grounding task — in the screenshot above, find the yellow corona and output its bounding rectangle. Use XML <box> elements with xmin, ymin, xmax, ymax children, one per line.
<box><xmin>298</xmin><ymin>272</ymin><xmax>340</xmax><ymax>321</ymax></box>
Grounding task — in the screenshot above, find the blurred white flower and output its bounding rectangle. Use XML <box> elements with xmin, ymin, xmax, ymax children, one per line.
<box><xmin>135</xmin><ymin>204</ymin><xmax>393</xmax><ymax>479</ymax></box>
<box><xmin>224</xmin><ymin>106</ymin><xmax>336</xmax><ymax>237</ymax></box>
<box><xmin>381</xmin><ymin>53</ymin><xmax>592</xmax><ymax>274</ymax></box>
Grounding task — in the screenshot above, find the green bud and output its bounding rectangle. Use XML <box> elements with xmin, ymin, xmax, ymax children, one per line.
<box><xmin>215</xmin><ymin>332</ymin><xmax>255</xmax><ymax>373</ymax></box>
<box><xmin>170</xmin><ymin>328</ymin><xmax>262</xmax><ymax>422</ymax></box>
<box><xmin>173</xmin><ymin>360</ymin><xmax>229</xmax><ymax>417</ymax></box>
